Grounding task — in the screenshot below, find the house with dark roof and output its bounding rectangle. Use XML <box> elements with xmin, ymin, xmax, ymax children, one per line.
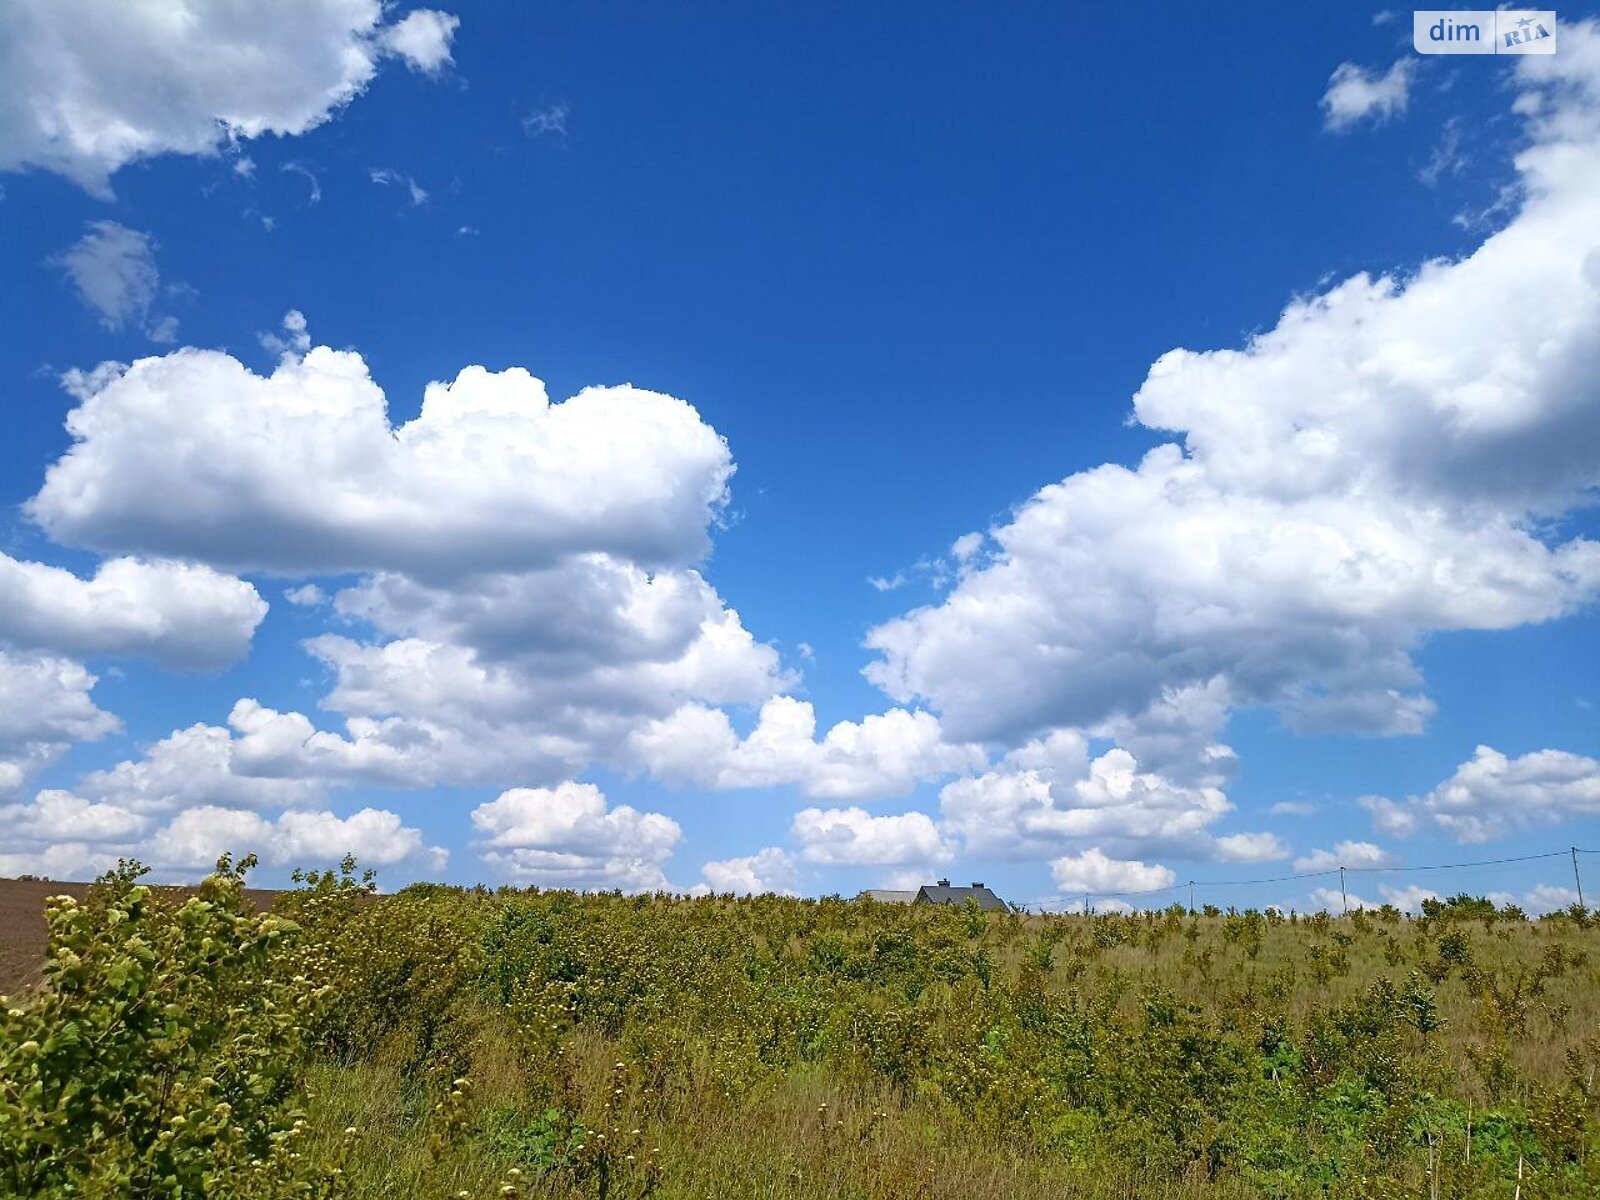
<box><xmin>913</xmin><ymin>878</ymin><xmax>1009</xmax><ymax>912</ymax></box>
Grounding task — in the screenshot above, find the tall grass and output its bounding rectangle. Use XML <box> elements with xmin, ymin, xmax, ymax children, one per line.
<box><xmin>288</xmin><ymin>884</ymin><xmax>1600</xmax><ymax>1199</ymax></box>
<box><xmin>6</xmin><ymin>862</ymin><xmax>1597</xmax><ymax>1198</ymax></box>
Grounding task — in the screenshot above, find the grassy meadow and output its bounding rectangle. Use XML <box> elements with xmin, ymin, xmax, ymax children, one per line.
<box><xmin>3</xmin><ymin>859</ymin><xmax>1598</xmax><ymax>1199</ymax></box>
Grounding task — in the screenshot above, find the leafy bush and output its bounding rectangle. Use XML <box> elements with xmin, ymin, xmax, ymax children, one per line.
<box><xmin>6</xmin><ymin>871</ymin><xmax>1600</xmax><ymax>1198</ymax></box>
<box><xmin>0</xmin><ymin>856</ymin><xmax>343</xmax><ymax>1198</ymax></box>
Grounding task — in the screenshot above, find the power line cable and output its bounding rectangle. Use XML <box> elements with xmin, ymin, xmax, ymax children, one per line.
<box><xmin>1033</xmin><ymin>845</ymin><xmax>1600</xmax><ymax>912</ymax></box>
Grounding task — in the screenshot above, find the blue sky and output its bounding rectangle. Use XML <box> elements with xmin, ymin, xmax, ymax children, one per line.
<box><xmin>1</xmin><ymin>2</ymin><xmax>1597</xmax><ymax>910</ymax></box>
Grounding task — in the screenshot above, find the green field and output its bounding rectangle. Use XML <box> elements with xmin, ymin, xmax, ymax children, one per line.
<box><xmin>4</xmin><ymin>858</ymin><xmax>1598</xmax><ymax>1199</ymax></box>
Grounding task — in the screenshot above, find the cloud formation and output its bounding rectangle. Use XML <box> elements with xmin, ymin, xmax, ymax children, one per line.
<box><xmin>471</xmin><ymin>782</ymin><xmax>682</xmax><ymax>891</ymax></box>
<box><xmin>379</xmin><ymin>9</ymin><xmax>460</xmax><ymax>74</ymax></box>
<box><xmin>0</xmin><ymin>790</ymin><xmax>441</xmax><ymax>880</ymax></box>
<box><xmin>1322</xmin><ymin>59</ymin><xmax>1416</xmax><ymax>131</ymax></box>
<box><xmin>866</xmin><ymin>39</ymin><xmax>1600</xmax><ymax>782</ymax></box>
<box><xmin>0</xmin><ymin>652</ymin><xmax>118</xmax><ymax>795</ymax></box>
<box><xmin>32</xmin><ymin>351</ymin><xmax>734</xmax><ymax>580</ymax></box>
<box><xmin>1293</xmin><ymin>840</ymin><xmax>1396</xmax><ymax>873</ymax></box>
<box><xmin>0</xmin><ymin>553</ymin><xmax>264</xmax><ymax>670</ymax></box>
<box><xmin>0</xmin><ymin>1</ymin><xmax>459</xmax><ymax>194</ymax></box>
<box><xmin>936</xmin><ymin>731</ymin><xmax>1265</xmax><ymax>863</ymax></box>
<box><xmin>790</xmin><ymin>806</ymin><xmax>951</xmax><ymax>866</ymax></box>
<box><xmin>77</xmin><ymin>719</ymin><xmax>323</xmax><ymax>814</ymax></box>
<box><xmin>696</xmin><ymin>848</ymin><xmax>799</xmax><ymax>896</ymax></box>
<box><xmin>1366</xmin><ymin>745</ymin><xmax>1600</xmax><ymax>843</ymax></box>
<box><xmin>625</xmin><ymin>696</ymin><xmax>981</xmax><ymax>800</ymax></box>
<box><xmin>23</xmin><ymin>336</ymin><xmax>790</xmax><ymax>797</ymax></box>
<box><xmin>55</xmin><ymin>223</ymin><xmax>177</xmax><ymax>341</ymax></box>
<box><xmin>1049</xmin><ymin>848</ymin><xmax>1177</xmax><ymax>896</ymax></box>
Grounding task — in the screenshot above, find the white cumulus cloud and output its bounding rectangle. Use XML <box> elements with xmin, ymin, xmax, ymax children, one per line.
<box><xmin>0</xmin><ymin>553</ymin><xmax>264</xmax><ymax>669</ymax></box>
<box><xmin>0</xmin><ymin>651</ymin><xmax>119</xmax><ymax>796</ymax></box>
<box><xmin>0</xmin><ymin>789</ymin><xmax>146</xmax><ymax>844</ymax></box>
<box><xmin>1049</xmin><ymin>848</ymin><xmax>1177</xmax><ymax>896</ymax></box>
<box><xmin>380</xmin><ymin>9</ymin><xmax>460</xmax><ymax>74</ymax></box>
<box><xmin>1322</xmin><ymin>59</ymin><xmax>1416</xmax><ymax>131</ymax></box>
<box><xmin>144</xmin><ymin>805</ymin><xmax>442</xmax><ymax>872</ymax></box>
<box><xmin>1293</xmin><ymin>840</ymin><xmax>1397</xmax><ymax>873</ymax></box>
<box><xmin>695</xmin><ymin>848</ymin><xmax>799</xmax><ymax>896</ymax></box>
<box><xmin>865</xmin><ymin>35</ymin><xmax>1600</xmax><ymax>786</ymax></box>
<box><xmin>24</xmin><ymin>342</ymin><xmax>788</xmax><ymax>794</ymax></box>
<box><xmin>625</xmin><ymin>696</ymin><xmax>981</xmax><ymax>800</ymax></box>
<box><xmin>0</xmin><ymin>0</ymin><xmax>459</xmax><ymax>194</ymax></box>
<box><xmin>32</xmin><ymin>351</ymin><xmax>735</xmax><ymax>580</ymax></box>
<box><xmin>78</xmin><ymin>720</ymin><xmax>324</xmax><ymax>814</ymax></box>
<box><xmin>471</xmin><ymin>781</ymin><xmax>682</xmax><ymax>892</ymax></box>
<box><xmin>790</xmin><ymin>806</ymin><xmax>951</xmax><ymax>866</ymax></box>
<box><xmin>1213</xmin><ymin>831</ymin><xmax>1290</xmax><ymax>863</ymax></box>
<box><xmin>936</xmin><ymin>733</ymin><xmax>1257</xmax><ymax>863</ymax></box>
<box><xmin>1367</xmin><ymin>745</ymin><xmax>1600</xmax><ymax>843</ymax></box>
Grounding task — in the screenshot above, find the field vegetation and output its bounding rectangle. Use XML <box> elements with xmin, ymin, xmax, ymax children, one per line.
<box><xmin>2</xmin><ymin>857</ymin><xmax>1598</xmax><ymax>1199</ymax></box>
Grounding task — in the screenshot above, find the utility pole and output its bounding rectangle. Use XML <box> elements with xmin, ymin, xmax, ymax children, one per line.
<box><xmin>1082</xmin><ymin>893</ymin><xmax>1090</xmax><ymax>917</ymax></box>
<box><xmin>1188</xmin><ymin>880</ymin><xmax>1195</xmax><ymax>915</ymax></box>
<box><xmin>1574</xmin><ymin>847</ymin><xmax>1586</xmax><ymax>909</ymax></box>
<box><xmin>1339</xmin><ymin>865</ymin><xmax>1348</xmax><ymax>916</ymax></box>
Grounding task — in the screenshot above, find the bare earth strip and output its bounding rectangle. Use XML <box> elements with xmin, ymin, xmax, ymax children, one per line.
<box><xmin>0</xmin><ymin>876</ymin><xmax>281</xmax><ymax>993</ymax></box>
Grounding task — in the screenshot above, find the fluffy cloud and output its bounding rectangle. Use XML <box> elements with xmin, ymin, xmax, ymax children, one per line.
<box><xmin>25</xmin><ymin>341</ymin><xmax>786</xmax><ymax>793</ymax></box>
<box><xmin>0</xmin><ymin>1</ymin><xmax>459</xmax><ymax>193</ymax></box>
<box><xmin>695</xmin><ymin>848</ymin><xmax>799</xmax><ymax>896</ymax></box>
<box><xmin>1311</xmin><ymin>882</ymin><xmax>1447</xmax><ymax>915</ymax></box>
<box><xmin>1213</xmin><ymin>832</ymin><xmax>1290</xmax><ymax>863</ymax></box>
<box><xmin>272</xmin><ymin>607</ymin><xmax>781</xmax><ymax>789</ymax></box>
<box><xmin>625</xmin><ymin>696</ymin><xmax>981</xmax><ymax>800</ymax></box>
<box><xmin>333</xmin><ymin>560</ymin><xmax>770</xmax><ymax>686</ymax></box>
<box><xmin>0</xmin><ymin>553</ymin><xmax>264</xmax><ymax>669</ymax></box>
<box><xmin>78</xmin><ymin>720</ymin><xmax>323</xmax><ymax>813</ymax></box>
<box><xmin>865</xmin><ymin>36</ymin><xmax>1600</xmax><ymax>770</ymax></box>
<box><xmin>1521</xmin><ymin>884</ymin><xmax>1583</xmax><ymax>915</ymax></box>
<box><xmin>1309</xmin><ymin>886</ymin><xmax>1371</xmax><ymax>913</ymax></box>
<box><xmin>145</xmin><ymin>805</ymin><xmax>442</xmax><ymax>872</ymax></box>
<box><xmin>1368</xmin><ymin>745</ymin><xmax>1600</xmax><ymax>843</ymax></box>
<box><xmin>1359</xmin><ymin>792</ymin><xmax>1419</xmax><ymax>838</ymax></box>
<box><xmin>379</xmin><ymin>9</ymin><xmax>460</xmax><ymax>74</ymax></box>
<box><xmin>471</xmin><ymin>782</ymin><xmax>682</xmax><ymax>892</ymax></box>
<box><xmin>55</xmin><ymin>222</ymin><xmax>176</xmax><ymax>341</ymax></box>
<box><xmin>32</xmin><ymin>352</ymin><xmax>733</xmax><ymax>581</ymax></box>
<box><xmin>0</xmin><ymin>789</ymin><xmax>438</xmax><ymax>881</ymax></box>
<box><xmin>1321</xmin><ymin>59</ymin><xmax>1415</xmax><ymax>132</ymax></box>
<box><xmin>1293</xmin><ymin>840</ymin><xmax>1396</xmax><ymax>873</ymax></box>
<box><xmin>790</xmin><ymin>806</ymin><xmax>951</xmax><ymax>866</ymax></box>
<box><xmin>1049</xmin><ymin>848</ymin><xmax>1177</xmax><ymax>896</ymax></box>
<box><xmin>1311</xmin><ymin>883</ymin><xmax>1585</xmax><ymax>917</ymax></box>
<box><xmin>0</xmin><ymin>651</ymin><xmax>119</xmax><ymax>795</ymax></box>
<box><xmin>937</xmin><ymin>732</ymin><xmax>1262</xmax><ymax>862</ymax></box>
<box><xmin>227</xmin><ymin>689</ymin><xmax>622</xmax><ymax>794</ymax></box>
<box><xmin>0</xmin><ymin>841</ymin><xmax>121</xmax><ymax>883</ymax></box>
<box><xmin>0</xmin><ymin>789</ymin><xmax>145</xmax><ymax>843</ymax></box>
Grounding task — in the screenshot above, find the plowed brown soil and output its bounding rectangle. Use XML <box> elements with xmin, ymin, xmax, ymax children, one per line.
<box><xmin>0</xmin><ymin>877</ymin><xmax>280</xmax><ymax>993</ymax></box>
